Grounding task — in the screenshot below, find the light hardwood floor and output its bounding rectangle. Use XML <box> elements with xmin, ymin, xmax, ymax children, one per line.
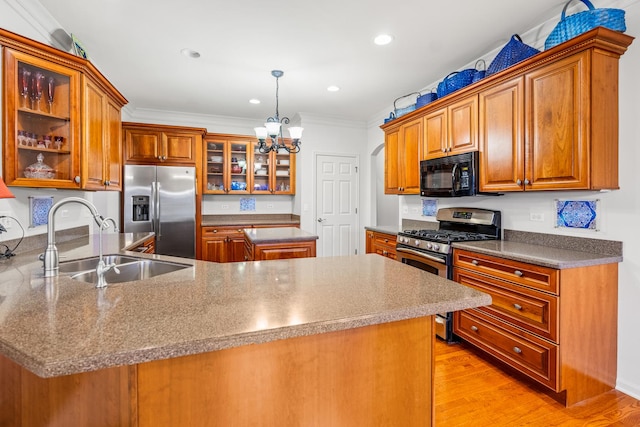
<box><xmin>434</xmin><ymin>340</ymin><xmax>640</xmax><ymax>426</ymax></box>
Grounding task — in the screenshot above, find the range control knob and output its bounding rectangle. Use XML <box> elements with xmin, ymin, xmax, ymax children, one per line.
<box><xmin>426</xmin><ymin>242</ymin><xmax>433</xmax><ymax>250</ymax></box>
<box><xmin>432</xmin><ymin>244</ymin><xmax>440</xmax><ymax>251</ymax></box>
<box><xmin>414</xmin><ymin>240</ymin><xmax>420</xmax><ymax>246</ymax></box>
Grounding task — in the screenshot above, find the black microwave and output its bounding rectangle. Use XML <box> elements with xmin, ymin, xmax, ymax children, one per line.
<box><xmin>420</xmin><ymin>151</ymin><xmax>478</xmax><ymax>197</ymax></box>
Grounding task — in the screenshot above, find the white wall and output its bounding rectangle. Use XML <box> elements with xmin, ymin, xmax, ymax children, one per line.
<box><xmin>362</xmin><ymin>0</ymin><xmax>640</xmax><ymax>399</ymax></box>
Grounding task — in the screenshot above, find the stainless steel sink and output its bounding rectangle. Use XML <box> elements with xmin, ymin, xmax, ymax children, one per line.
<box><xmin>59</xmin><ymin>254</ymin><xmax>142</xmax><ymax>274</ymax></box>
<box><xmin>59</xmin><ymin>255</ymin><xmax>192</xmax><ymax>284</ymax></box>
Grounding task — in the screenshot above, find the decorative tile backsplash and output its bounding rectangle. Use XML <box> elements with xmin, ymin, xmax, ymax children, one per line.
<box><xmin>29</xmin><ymin>196</ymin><xmax>53</xmax><ymax>227</ymax></box>
<box><xmin>555</xmin><ymin>199</ymin><xmax>599</xmax><ymax>230</ymax></box>
<box><xmin>422</xmin><ymin>199</ymin><xmax>437</xmax><ymax>217</ymax></box>
<box><xmin>240</xmin><ymin>197</ymin><xmax>256</xmax><ymax>212</ymax></box>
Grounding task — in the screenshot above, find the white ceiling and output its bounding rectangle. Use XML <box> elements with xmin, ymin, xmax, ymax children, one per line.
<box><xmin>36</xmin><ymin>0</ymin><xmax>565</xmax><ymax>123</ymax></box>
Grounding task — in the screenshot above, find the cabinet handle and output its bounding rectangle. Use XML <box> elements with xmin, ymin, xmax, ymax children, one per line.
<box><xmin>382</xmin><ymin>250</ymin><xmax>388</xmax><ymax>255</ymax></box>
<box><xmin>524</xmin><ymin>179</ymin><xmax>530</xmax><ymax>185</ymax></box>
<box><xmin>104</xmin><ymin>180</ymin><xmax>110</xmax><ymax>186</ymax></box>
<box><xmin>514</xmin><ymin>270</ymin><xmax>523</xmax><ymax>277</ymax></box>
<box><xmin>516</xmin><ymin>179</ymin><xmax>522</xmax><ymax>185</ymax></box>
<box><xmin>471</xmin><ymin>260</ymin><xmax>479</xmax><ymax>265</ymax></box>
<box><xmin>513</xmin><ymin>346</ymin><xmax>522</xmax><ymax>354</ymax></box>
<box><xmin>384</xmin><ymin>239</ymin><xmax>389</xmax><ymax>243</ymax></box>
<box><xmin>442</xmin><ymin>148</ymin><xmax>447</xmax><ymax>153</ymax></box>
<box><xmin>213</xmin><ymin>229</ymin><xmax>217</xmax><ymax>233</ymax></box>
<box><xmin>471</xmin><ymin>325</ymin><xmax>479</xmax><ymax>332</ymax></box>
<box><xmin>513</xmin><ymin>303</ymin><xmax>523</xmax><ymax>310</ymax></box>
<box><xmin>74</xmin><ymin>176</ymin><xmax>81</xmax><ymax>184</ymax></box>
<box><xmin>237</xmin><ymin>229</ymin><xmax>242</xmax><ymax>233</ymax></box>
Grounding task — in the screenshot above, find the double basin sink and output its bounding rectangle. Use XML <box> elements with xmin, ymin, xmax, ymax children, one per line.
<box><xmin>59</xmin><ymin>254</ymin><xmax>191</xmax><ymax>285</ymax></box>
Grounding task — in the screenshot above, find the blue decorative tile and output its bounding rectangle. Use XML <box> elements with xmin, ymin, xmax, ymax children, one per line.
<box><xmin>29</xmin><ymin>196</ymin><xmax>53</xmax><ymax>227</ymax></box>
<box><xmin>240</xmin><ymin>197</ymin><xmax>256</xmax><ymax>212</ymax></box>
<box><xmin>555</xmin><ymin>200</ymin><xmax>598</xmax><ymax>230</ymax></box>
<box><xmin>422</xmin><ymin>199</ymin><xmax>437</xmax><ymax>217</ymax></box>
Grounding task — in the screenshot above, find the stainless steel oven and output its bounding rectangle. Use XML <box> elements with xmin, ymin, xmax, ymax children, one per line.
<box><xmin>396</xmin><ymin>207</ymin><xmax>502</xmax><ymax>343</ymax></box>
<box><xmin>396</xmin><ymin>246</ymin><xmax>451</xmax><ymax>340</ymax></box>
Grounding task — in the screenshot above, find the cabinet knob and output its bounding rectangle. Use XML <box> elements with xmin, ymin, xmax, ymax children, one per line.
<box><xmin>471</xmin><ymin>325</ymin><xmax>479</xmax><ymax>332</ymax></box>
<box><xmin>513</xmin><ymin>346</ymin><xmax>522</xmax><ymax>354</ymax></box>
<box><xmin>471</xmin><ymin>260</ymin><xmax>479</xmax><ymax>266</ymax></box>
<box><xmin>514</xmin><ymin>270</ymin><xmax>523</xmax><ymax>277</ymax></box>
<box><xmin>74</xmin><ymin>176</ymin><xmax>81</xmax><ymax>184</ymax></box>
<box><xmin>513</xmin><ymin>303</ymin><xmax>523</xmax><ymax>310</ymax></box>
<box><xmin>382</xmin><ymin>250</ymin><xmax>388</xmax><ymax>255</ymax></box>
<box><xmin>516</xmin><ymin>179</ymin><xmax>522</xmax><ymax>186</ymax></box>
<box><xmin>104</xmin><ymin>180</ymin><xmax>110</xmax><ymax>186</ymax></box>
<box><xmin>442</xmin><ymin>148</ymin><xmax>447</xmax><ymax>153</ymax></box>
<box><xmin>384</xmin><ymin>239</ymin><xmax>389</xmax><ymax>243</ymax></box>
<box><xmin>213</xmin><ymin>229</ymin><xmax>217</xmax><ymax>233</ymax></box>
<box><xmin>524</xmin><ymin>179</ymin><xmax>530</xmax><ymax>185</ymax></box>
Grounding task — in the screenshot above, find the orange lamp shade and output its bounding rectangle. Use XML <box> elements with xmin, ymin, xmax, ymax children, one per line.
<box><xmin>0</xmin><ymin>177</ymin><xmax>15</xmax><ymax>199</ymax></box>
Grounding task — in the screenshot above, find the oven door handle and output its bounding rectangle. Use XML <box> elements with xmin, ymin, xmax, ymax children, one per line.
<box><xmin>396</xmin><ymin>247</ymin><xmax>447</xmax><ymax>264</ymax></box>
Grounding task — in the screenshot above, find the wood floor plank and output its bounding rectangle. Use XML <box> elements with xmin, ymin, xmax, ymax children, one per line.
<box><xmin>435</xmin><ymin>340</ymin><xmax>640</xmax><ymax>426</ymax></box>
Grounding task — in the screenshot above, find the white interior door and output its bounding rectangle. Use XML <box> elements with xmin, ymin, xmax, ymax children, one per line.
<box><xmin>315</xmin><ymin>154</ymin><xmax>359</xmax><ymax>257</ymax></box>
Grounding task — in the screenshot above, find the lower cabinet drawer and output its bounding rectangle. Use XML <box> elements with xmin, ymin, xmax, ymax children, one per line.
<box><xmin>454</xmin><ymin>268</ymin><xmax>558</xmax><ymax>341</ymax></box>
<box><xmin>454</xmin><ymin>309</ymin><xmax>559</xmax><ymax>391</ymax></box>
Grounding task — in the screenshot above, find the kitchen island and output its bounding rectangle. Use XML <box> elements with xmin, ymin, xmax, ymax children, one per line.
<box><xmin>243</xmin><ymin>226</ymin><xmax>318</xmax><ymax>260</ymax></box>
<box><xmin>0</xmin><ymin>233</ymin><xmax>490</xmax><ymax>426</ymax></box>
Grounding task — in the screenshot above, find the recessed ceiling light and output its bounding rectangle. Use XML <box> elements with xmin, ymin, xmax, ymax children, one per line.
<box><xmin>180</xmin><ymin>48</ymin><xmax>200</xmax><ymax>59</ymax></box>
<box><xmin>327</xmin><ymin>85</ymin><xmax>340</xmax><ymax>92</ymax></box>
<box><xmin>249</xmin><ymin>99</ymin><xmax>261</xmax><ymax>104</ymax></box>
<box><xmin>374</xmin><ymin>34</ymin><xmax>393</xmax><ymax>46</ymax></box>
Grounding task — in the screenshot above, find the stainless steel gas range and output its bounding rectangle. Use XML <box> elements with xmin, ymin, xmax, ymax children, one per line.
<box><xmin>396</xmin><ymin>207</ymin><xmax>501</xmax><ymax>342</ymax></box>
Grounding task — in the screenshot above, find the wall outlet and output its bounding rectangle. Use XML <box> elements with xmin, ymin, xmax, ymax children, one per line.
<box><xmin>402</xmin><ymin>206</ymin><xmax>409</xmax><ymax>214</ymax></box>
<box><xmin>221</xmin><ymin>204</ymin><xmax>229</xmax><ymax>210</ymax></box>
<box><xmin>530</xmin><ymin>212</ymin><xmax>545</xmax><ymax>222</ymax></box>
<box><xmin>60</xmin><ymin>209</ymin><xmax>69</xmax><ymax>218</ymax></box>
<box><xmin>267</xmin><ymin>203</ymin><xmax>274</xmax><ymax>209</ymax></box>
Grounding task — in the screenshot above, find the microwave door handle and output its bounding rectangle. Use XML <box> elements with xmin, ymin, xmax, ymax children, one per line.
<box><xmin>451</xmin><ymin>163</ymin><xmax>459</xmax><ymax>192</ymax></box>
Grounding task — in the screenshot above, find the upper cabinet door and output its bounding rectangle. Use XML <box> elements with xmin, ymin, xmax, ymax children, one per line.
<box><xmin>123</xmin><ymin>123</ymin><xmax>204</xmax><ymax>166</ymax></box>
<box><xmin>478</xmin><ymin>76</ymin><xmax>525</xmax><ymax>193</ymax></box>
<box><xmin>3</xmin><ymin>48</ymin><xmax>82</xmax><ymax>188</ymax></box>
<box><xmin>525</xmin><ymin>52</ymin><xmax>589</xmax><ymax>191</ymax></box>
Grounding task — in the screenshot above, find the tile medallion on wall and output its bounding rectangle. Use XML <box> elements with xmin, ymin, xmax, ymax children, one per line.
<box><xmin>422</xmin><ymin>199</ymin><xmax>437</xmax><ymax>217</ymax></box>
<box><xmin>555</xmin><ymin>199</ymin><xmax>599</xmax><ymax>231</ymax></box>
<box><xmin>240</xmin><ymin>197</ymin><xmax>256</xmax><ymax>212</ymax></box>
<box><xmin>29</xmin><ymin>196</ymin><xmax>53</xmax><ymax>227</ymax></box>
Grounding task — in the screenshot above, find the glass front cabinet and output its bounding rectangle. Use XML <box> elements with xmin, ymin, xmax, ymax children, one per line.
<box><xmin>204</xmin><ymin>134</ymin><xmax>296</xmax><ymax>195</ymax></box>
<box><xmin>4</xmin><ymin>48</ymin><xmax>81</xmax><ymax>188</ymax></box>
<box><xmin>1</xmin><ymin>29</ymin><xmax>126</xmax><ymax>190</ymax></box>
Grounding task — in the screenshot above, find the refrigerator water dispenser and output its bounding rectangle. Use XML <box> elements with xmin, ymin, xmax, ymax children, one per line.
<box><xmin>132</xmin><ymin>196</ymin><xmax>149</xmax><ymax>221</ymax></box>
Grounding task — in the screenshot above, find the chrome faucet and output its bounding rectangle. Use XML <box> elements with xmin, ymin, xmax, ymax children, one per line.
<box><xmin>95</xmin><ymin>216</ymin><xmax>120</xmax><ymax>288</ymax></box>
<box><xmin>42</xmin><ymin>197</ymin><xmax>105</xmax><ymax>277</ymax></box>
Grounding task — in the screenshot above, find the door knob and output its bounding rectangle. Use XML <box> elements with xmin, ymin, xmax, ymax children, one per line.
<box><xmin>317</xmin><ymin>218</ymin><xmax>326</xmax><ymax>223</ymax></box>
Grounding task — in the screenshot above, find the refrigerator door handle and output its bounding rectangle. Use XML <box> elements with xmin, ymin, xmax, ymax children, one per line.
<box><xmin>155</xmin><ymin>181</ymin><xmax>161</xmax><ymax>237</ymax></box>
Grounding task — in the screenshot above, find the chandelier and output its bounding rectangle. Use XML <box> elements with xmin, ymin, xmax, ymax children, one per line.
<box><xmin>254</xmin><ymin>70</ymin><xmax>303</xmax><ymax>154</ymax></box>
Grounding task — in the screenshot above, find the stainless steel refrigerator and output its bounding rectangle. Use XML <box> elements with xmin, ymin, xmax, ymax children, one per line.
<box><xmin>123</xmin><ymin>165</ymin><xmax>196</xmax><ymax>258</ymax></box>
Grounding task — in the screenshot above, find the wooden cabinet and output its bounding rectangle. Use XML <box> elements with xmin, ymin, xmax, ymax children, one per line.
<box><xmin>203</xmin><ymin>134</ymin><xmax>296</xmax><ymax>195</ymax></box>
<box><xmin>251</xmin><ymin>143</ymin><xmax>296</xmax><ymax>195</ymax></box>
<box><xmin>245</xmin><ymin>239</ymin><xmax>316</xmax><ymax>261</ymax></box>
<box><xmin>453</xmin><ymin>248</ymin><xmax>618</xmax><ymax>406</ymax></box>
<box><xmin>423</xmin><ymin>95</ymin><xmax>478</xmax><ymax>160</ymax></box>
<box><xmin>384</xmin><ymin>117</ymin><xmax>421</xmax><ymax>194</ymax></box>
<box><xmin>479</xmin><ymin>53</ymin><xmax>594</xmax><ymax>192</ymax></box>
<box><xmin>381</xmin><ymin>27</ymin><xmax>633</xmax><ymax>193</ymax></box>
<box><xmin>365</xmin><ymin>230</ymin><xmax>397</xmax><ymax>260</ymax></box>
<box><xmin>128</xmin><ymin>235</ymin><xmax>156</xmax><ymax>254</ymax></box>
<box><xmin>123</xmin><ymin>122</ymin><xmax>204</xmax><ymax>165</ymax></box>
<box><xmin>201</xmin><ymin>226</ymin><xmax>246</xmax><ymax>263</ymax></box>
<box><xmin>203</xmin><ymin>135</ymin><xmax>252</xmax><ymax>194</ymax></box>
<box><xmin>81</xmin><ymin>76</ymin><xmax>124</xmax><ymax>190</ymax></box>
<box><xmin>1</xmin><ymin>29</ymin><xmax>126</xmax><ymax>190</ymax></box>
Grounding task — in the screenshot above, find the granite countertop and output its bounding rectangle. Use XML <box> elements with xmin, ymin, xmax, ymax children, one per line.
<box><xmin>202</xmin><ymin>214</ymin><xmax>300</xmax><ymax>227</ymax></box>
<box><xmin>364</xmin><ymin>225</ymin><xmax>400</xmax><ymax>235</ymax></box>
<box><xmin>0</xmin><ymin>233</ymin><xmax>490</xmax><ymax>378</ymax></box>
<box><xmin>243</xmin><ymin>227</ymin><xmax>318</xmax><ymax>244</ymax></box>
<box><xmin>452</xmin><ymin>240</ymin><xmax>623</xmax><ymax>269</ymax></box>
